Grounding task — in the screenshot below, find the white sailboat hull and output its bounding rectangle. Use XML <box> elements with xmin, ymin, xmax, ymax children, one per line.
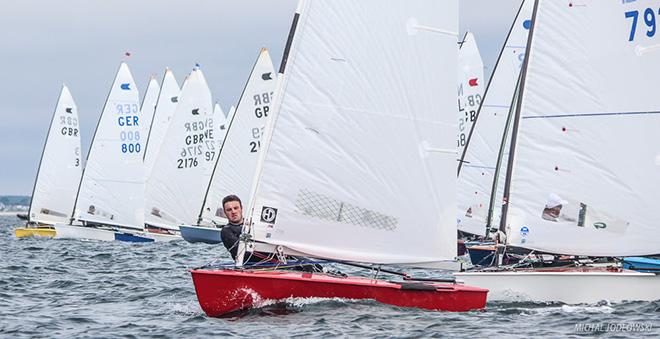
<box><xmin>142</xmin><ymin>231</ymin><xmax>181</xmax><ymax>242</ymax></box>
<box><xmin>455</xmin><ymin>270</ymin><xmax>660</xmax><ymax>304</ymax></box>
<box><xmin>53</xmin><ymin>224</ymin><xmax>178</xmax><ymax>242</ymax></box>
<box><xmin>54</xmin><ymin>224</ymin><xmax>116</xmax><ymax>241</ymax></box>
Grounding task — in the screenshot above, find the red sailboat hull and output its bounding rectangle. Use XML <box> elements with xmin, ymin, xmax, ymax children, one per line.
<box><xmin>190</xmin><ymin>269</ymin><xmax>488</xmax><ymax>316</ymax></box>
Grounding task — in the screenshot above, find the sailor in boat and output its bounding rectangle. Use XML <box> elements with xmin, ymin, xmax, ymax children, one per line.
<box><xmin>541</xmin><ymin>193</ymin><xmax>575</xmax><ymax>222</ymax></box>
<box><xmin>219</xmin><ymin>194</ymin><xmax>248</xmax><ymax>261</ymax></box>
<box><xmin>220</xmin><ymin>194</ymin><xmax>323</xmax><ymax>272</ymax></box>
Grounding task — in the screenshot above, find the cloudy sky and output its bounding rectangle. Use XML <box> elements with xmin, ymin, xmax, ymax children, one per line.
<box><xmin>0</xmin><ymin>0</ymin><xmax>522</xmax><ymax>195</ymax></box>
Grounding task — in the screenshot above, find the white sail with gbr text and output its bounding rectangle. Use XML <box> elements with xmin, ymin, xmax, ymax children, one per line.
<box><xmin>143</xmin><ymin>69</ymin><xmax>180</xmax><ymax>177</ymax></box>
<box><xmin>457</xmin><ymin>0</ymin><xmax>534</xmax><ymax>236</ymax></box>
<box><xmin>505</xmin><ymin>0</ymin><xmax>660</xmax><ymax>256</ymax></box>
<box><xmin>247</xmin><ymin>0</ymin><xmax>458</xmax><ymax>265</ymax></box>
<box><xmin>198</xmin><ymin>49</ymin><xmax>276</xmax><ymax>226</ymax></box>
<box><xmin>74</xmin><ymin>62</ymin><xmax>143</xmax><ymax>229</ymax></box>
<box><xmin>29</xmin><ymin>85</ymin><xmax>83</xmax><ymax>225</ymax></box>
<box><xmin>457</xmin><ymin>31</ymin><xmax>484</xmax><ymax>158</ymax></box>
<box><xmin>144</xmin><ymin>67</ymin><xmax>215</xmax><ymax>229</ymax></box>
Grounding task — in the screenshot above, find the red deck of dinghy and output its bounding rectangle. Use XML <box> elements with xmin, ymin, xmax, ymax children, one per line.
<box><xmin>191</xmin><ymin>269</ymin><xmax>488</xmax><ymax>316</ymax></box>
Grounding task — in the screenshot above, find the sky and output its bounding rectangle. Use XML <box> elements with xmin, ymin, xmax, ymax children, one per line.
<box><xmin>0</xmin><ymin>0</ymin><xmax>522</xmax><ymax>195</ymax></box>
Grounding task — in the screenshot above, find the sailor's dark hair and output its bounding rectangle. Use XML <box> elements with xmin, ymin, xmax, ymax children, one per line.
<box><xmin>222</xmin><ymin>194</ymin><xmax>242</xmax><ymax>208</ymax></box>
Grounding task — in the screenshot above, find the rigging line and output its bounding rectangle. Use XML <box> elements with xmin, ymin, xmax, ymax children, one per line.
<box><xmin>522</xmin><ymin>111</ymin><xmax>660</xmax><ymax>119</ymax></box>
<box><xmin>463</xmin><ymin>164</ymin><xmax>497</xmax><ymax>170</ymax></box>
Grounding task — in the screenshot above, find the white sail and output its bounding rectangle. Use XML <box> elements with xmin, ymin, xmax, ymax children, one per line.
<box><xmin>457</xmin><ymin>0</ymin><xmax>533</xmax><ymax>236</ymax></box>
<box><xmin>457</xmin><ymin>31</ymin><xmax>484</xmax><ymax>157</ymax></box>
<box><xmin>29</xmin><ymin>85</ymin><xmax>83</xmax><ymax>225</ymax></box>
<box><xmin>212</xmin><ymin>102</ymin><xmax>228</xmax><ymax>151</ymax></box>
<box><xmin>140</xmin><ymin>76</ymin><xmax>159</xmax><ymax>141</ymax></box>
<box><xmin>247</xmin><ymin>0</ymin><xmax>459</xmax><ymax>265</ymax></box>
<box><xmin>222</xmin><ymin>105</ymin><xmax>236</xmax><ymax>148</ymax></box>
<box><xmin>143</xmin><ymin>69</ymin><xmax>180</xmax><ymax>177</ymax></box>
<box><xmin>144</xmin><ymin>67</ymin><xmax>215</xmax><ymax>229</ymax></box>
<box><xmin>505</xmin><ymin>0</ymin><xmax>660</xmax><ymax>256</ymax></box>
<box><xmin>198</xmin><ymin>49</ymin><xmax>276</xmax><ymax>226</ymax></box>
<box><xmin>74</xmin><ymin>62</ymin><xmax>143</xmax><ymax>229</ymax></box>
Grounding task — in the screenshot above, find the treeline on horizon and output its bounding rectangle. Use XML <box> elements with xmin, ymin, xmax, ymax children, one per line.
<box><xmin>0</xmin><ymin>196</ymin><xmax>30</xmax><ymax>206</ymax></box>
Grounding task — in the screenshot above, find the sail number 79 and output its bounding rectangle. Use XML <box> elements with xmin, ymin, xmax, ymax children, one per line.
<box><xmin>625</xmin><ymin>8</ymin><xmax>658</xmax><ymax>41</ymax></box>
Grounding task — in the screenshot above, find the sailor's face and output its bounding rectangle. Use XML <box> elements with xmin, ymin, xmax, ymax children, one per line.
<box><xmin>547</xmin><ymin>205</ymin><xmax>561</xmax><ymax>218</ymax></box>
<box><xmin>224</xmin><ymin>201</ymin><xmax>243</xmax><ymax>224</ymax></box>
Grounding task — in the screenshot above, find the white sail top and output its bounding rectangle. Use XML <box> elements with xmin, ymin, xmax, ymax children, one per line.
<box><xmin>505</xmin><ymin>0</ymin><xmax>660</xmax><ymax>256</ymax></box>
<box><xmin>143</xmin><ymin>69</ymin><xmax>180</xmax><ymax>177</ymax></box>
<box><xmin>457</xmin><ymin>0</ymin><xmax>533</xmax><ymax>236</ymax></box>
<box><xmin>29</xmin><ymin>85</ymin><xmax>83</xmax><ymax>225</ymax></box>
<box><xmin>144</xmin><ymin>67</ymin><xmax>215</xmax><ymax>229</ymax></box>
<box><xmin>74</xmin><ymin>62</ymin><xmax>144</xmax><ymax>229</ymax></box>
<box><xmin>198</xmin><ymin>49</ymin><xmax>276</xmax><ymax>226</ymax></box>
<box><xmin>457</xmin><ymin>31</ymin><xmax>484</xmax><ymax>156</ymax></box>
<box><xmin>247</xmin><ymin>0</ymin><xmax>459</xmax><ymax>265</ymax></box>
<box><xmin>140</xmin><ymin>76</ymin><xmax>159</xmax><ymax>141</ymax></box>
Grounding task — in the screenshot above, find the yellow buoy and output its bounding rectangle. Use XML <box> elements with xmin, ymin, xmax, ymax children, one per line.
<box><xmin>15</xmin><ymin>228</ymin><xmax>56</xmax><ymax>238</ymax></box>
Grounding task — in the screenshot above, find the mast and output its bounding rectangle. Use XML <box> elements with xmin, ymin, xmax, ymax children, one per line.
<box><xmin>457</xmin><ymin>0</ymin><xmax>527</xmax><ymax>176</ymax></box>
<box><xmin>236</xmin><ymin>5</ymin><xmax>302</xmax><ymax>267</ymax></box>
<box><xmin>499</xmin><ymin>0</ymin><xmax>540</xmax><ymax>235</ymax></box>
<box><xmin>485</xmin><ymin>72</ymin><xmax>522</xmax><ymax>233</ymax></box>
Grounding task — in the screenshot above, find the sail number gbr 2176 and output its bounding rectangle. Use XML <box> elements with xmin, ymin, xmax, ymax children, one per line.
<box><xmin>625</xmin><ymin>6</ymin><xmax>660</xmax><ymax>42</ymax></box>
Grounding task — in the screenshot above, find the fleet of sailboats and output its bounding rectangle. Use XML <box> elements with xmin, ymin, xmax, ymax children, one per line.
<box><xmin>13</xmin><ymin>0</ymin><xmax>660</xmax><ymax>313</ymax></box>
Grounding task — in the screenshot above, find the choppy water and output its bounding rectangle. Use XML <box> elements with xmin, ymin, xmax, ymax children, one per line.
<box><xmin>1</xmin><ymin>215</ymin><xmax>658</xmax><ymax>338</ymax></box>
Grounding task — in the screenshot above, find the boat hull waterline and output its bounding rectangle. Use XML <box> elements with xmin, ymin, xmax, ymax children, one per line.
<box><xmin>190</xmin><ymin>269</ymin><xmax>488</xmax><ymax>316</ymax></box>
<box><xmin>455</xmin><ymin>268</ymin><xmax>660</xmax><ymax>304</ymax></box>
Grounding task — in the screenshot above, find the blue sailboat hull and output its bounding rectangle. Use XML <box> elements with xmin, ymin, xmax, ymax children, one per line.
<box><xmin>180</xmin><ymin>225</ymin><xmax>222</xmax><ymax>244</ymax></box>
<box><xmin>623</xmin><ymin>257</ymin><xmax>660</xmax><ymax>273</ymax></box>
<box><xmin>114</xmin><ymin>232</ymin><xmax>155</xmax><ymax>243</ymax></box>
